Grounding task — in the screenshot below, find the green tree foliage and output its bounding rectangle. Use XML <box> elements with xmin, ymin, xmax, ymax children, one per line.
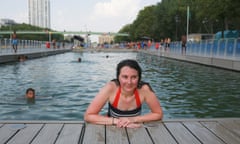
<box><xmin>196</xmin><ymin>0</ymin><xmax>240</xmax><ymax>31</ymax></box>
<box><xmin>0</xmin><ymin>23</ymin><xmax>64</xmax><ymax>41</ymax></box>
<box><xmin>114</xmin><ymin>24</ymin><xmax>131</xmax><ymax>43</ymax></box>
<box><xmin>115</xmin><ymin>0</ymin><xmax>239</xmax><ymax>42</ymax></box>
<box><xmin>130</xmin><ymin>5</ymin><xmax>157</xmax><ymax>41</ymax></box>
<box><xmin>115</xmin><ymin>5</ymin><xmax>157</xmax><ymax>42</ymax></box>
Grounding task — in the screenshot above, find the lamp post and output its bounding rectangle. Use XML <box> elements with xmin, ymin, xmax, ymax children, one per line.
<box><xmin>5</xmin><ymin>22</ymin><xmax>12</xmax><ymax>39</ymax></box>
<box><xmin>186</xmin><ymin>6</ymin><xmax>190</xmax><ymax>42</ymax></box>
<box><xmin>9</xmin><ymin>24</ymin><xmax>12</xmax><ymax>39</ymax></box>
<box><xmin>175</xmin><ymin>15</ymin><xmax>180</xmax><ymax>41</ymax></box>
<box><xmin>49</xmin><ymin>31</ymin><xmax>51</xmax><ymax>42</ymax></box>
<box><xmin>202</xmin><ymin>17</ymin><xmax>210</xmax><ymax>33</ymax></box>
<box><xmin>84</xmin><ymin>25</ymin><xmax>88</xmax><ymax>48</ymax></box>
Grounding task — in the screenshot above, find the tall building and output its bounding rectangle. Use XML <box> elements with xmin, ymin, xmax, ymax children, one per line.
<box><xmin>28</xmin><ymin>0</ymin><xmax>50</xmax><ymax>29</ymax></box>
<box><xmin>0</xmin><ymin>19</ymin><xmax>17</xmax><ymax>28</ymax></box>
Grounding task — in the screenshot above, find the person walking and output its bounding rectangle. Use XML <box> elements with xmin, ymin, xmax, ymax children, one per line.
<box><xmin>12</xmin><ymin>31</ymin><xmax>18</xmax><ymax>53</ymax></box>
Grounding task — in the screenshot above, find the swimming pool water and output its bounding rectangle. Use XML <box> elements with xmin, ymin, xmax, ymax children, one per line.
<box><xmin>0</xmin><ymin>51</ymin><xmax>239</xmax><ymax>120</ymax></box>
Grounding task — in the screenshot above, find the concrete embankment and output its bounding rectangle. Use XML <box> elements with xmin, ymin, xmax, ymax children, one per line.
<box><xmin>72</xmin><ymin>47</ymin><xmax>138</xmax><ymax>53</ymax></box>
<box><xmin>74</xmin><ymin>48</ymin><xmax>240</xmax><ymax>72</ymax></box>
<box><xmin>142</xmin><ymin>50</ymin><xmax>240</xmax><ymax>72</ymax></box>
<box><xmin>0</xmin><ymin>49</ymin><xmax>72</xmax><ymax>64</ymax></box>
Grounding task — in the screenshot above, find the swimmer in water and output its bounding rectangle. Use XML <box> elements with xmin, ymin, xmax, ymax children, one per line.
<box><xmin>25</xmin><ymin>88</ymin><xmax>35</xmax><ymax>99</ymax></box>
<box><xmin>78</xmin><ymin>58</ymin><xmax>82</xmax><ymax>62</ymax></box>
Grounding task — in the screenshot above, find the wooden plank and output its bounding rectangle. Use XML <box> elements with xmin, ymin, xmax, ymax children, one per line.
<box><xmin>82</xmin><ymin>123</ymin><xmax>105</xmax><ymax>144</ymax></box>
<box><xmin>7</xmin><ymin>124</ymin><xmax>43</xmax><ymax>144</ymax></box>
<box><xmin>127</xmin><ymin>126</ymin><xmax>153</xmax><ymax>144</ymax></box>
<box><xmin>234</xmin><ymin>119</ymin><xmax>240</xmax><ymax>125</ymax></box>
<box><xmin>55</xmin><ymin>123</ymin><xmax>83</xmax><ymax>144</ymax></box>
<box><xmin>0</xmin><ymin>124</ymin><xmax>20</xmax><ymax>144</ymax></box>
<box><xmin>219</xmin><ymin>119</ymin><xmax>240</xmax><ymax>136</ymax></box>
<box><xmin>146</xmin><ymin>122</ymin><xmax>177</xmax><ymax>144</ymax></box>
<box><xmin>202</xmin><ymin>121</ymin><xmax>240</xmax><ymax>144</ymax></box>
<box><xmin>106</xmin><ymin>126</ymin><xmax>129</xmax><ymax>143</ymax></box>
<box><xmin>183</xmin><ymin>121</ymin><xmax>225</xmax><ymax>144</ymax></box>
<box><xmin>0</xmin><ymin>121</ymin><xmax>85</xmax><ymax>124</ymax></box>
<box><xmin>31</xmin><ymin>123</ymin><xmax>63</xmax><ymax>144</ymax></box>
<box><xmin>165</xmin><ymin>122</ymin><xmax>201</xmax><ymax>144</ymax></box>
<box><xmin>0</xmin><ymin>119</ymin><xmax>239</xmax><ymax>144</ymax></box>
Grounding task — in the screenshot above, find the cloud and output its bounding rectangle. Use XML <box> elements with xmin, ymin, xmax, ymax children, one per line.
<box><xmin>92</xmin><ymin>0</ymin><xmax>140</xmax><ymax>18</ymax></box>
<box><xmin>89</xmin><ymin>0</ymin><xmax>141</xmax><ymax>32</ymax></box>
<box><xmin>16</xmin><ymin>12</ymin><xmax>28</xmax><ymax>24</ymax></box>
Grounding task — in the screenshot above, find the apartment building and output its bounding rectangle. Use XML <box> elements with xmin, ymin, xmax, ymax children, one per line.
<box><xmin>28</xmin><ymin>0</ymin><xmax>50</xmax><ymax>28</ymax></box>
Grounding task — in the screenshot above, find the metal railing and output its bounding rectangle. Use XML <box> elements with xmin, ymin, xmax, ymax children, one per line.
<box><xmin>0</xmin><ymin>38</ymin><xmax>72</xmax><ymax>55</ymax></box>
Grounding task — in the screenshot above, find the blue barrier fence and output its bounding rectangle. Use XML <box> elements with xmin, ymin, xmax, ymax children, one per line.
<box><xmin>168</xmin><ymin>38</ymin><xmax>240</xmax><ymax>60</ymax></box>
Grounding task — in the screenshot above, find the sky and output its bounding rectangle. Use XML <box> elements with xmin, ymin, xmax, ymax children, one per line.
<box><xmin>0</xmin><ymin>0</ymin><xmax>161</xmax><ymax>42</ymax></box>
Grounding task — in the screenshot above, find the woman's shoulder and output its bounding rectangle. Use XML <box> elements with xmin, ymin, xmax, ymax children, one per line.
<box><xmin>138</xmin><ymin>81</ymin><xmax>154</xmax><ymax>92</ymax></box>
<box><xmin>98</xmin><ymin>80</ymin><xmax>118</xmax><ymax>100</ymax></box>
<box><xmin>103</xmin><ymin>80</ymin><xmax>118</xmax><ymax>91</ymax></box>
<box><xmin>105</xmin><ymin>81</ymin><xmax>117</xmax><ymax>87</ymax></box>
<box><xmin>138</xmin><ymin>82</ymin><xmax>156</xmax><ymax>100</ymax></box>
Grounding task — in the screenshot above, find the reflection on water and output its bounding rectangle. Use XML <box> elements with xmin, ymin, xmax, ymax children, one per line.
<box><xmin>137</xmin><ymin>53</ymin><xmax>240</xmax><ymax>118</ymax></box>
<box><xmin>0</xmin><ymin>51</ymin><xmax>239</xmax><ymax>120</ymax></box>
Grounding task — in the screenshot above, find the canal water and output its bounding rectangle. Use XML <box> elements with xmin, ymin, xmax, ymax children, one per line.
<box><xmin>0</xmin><ymin>51</ymin><xmax>239</xmax><ymax>120</ymax></box>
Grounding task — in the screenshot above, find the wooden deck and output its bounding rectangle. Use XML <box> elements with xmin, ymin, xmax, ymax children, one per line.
<box><xmin>0</xmin><ymin>118</ymin><xmax>239</xmax><ymax>144</ymax></box>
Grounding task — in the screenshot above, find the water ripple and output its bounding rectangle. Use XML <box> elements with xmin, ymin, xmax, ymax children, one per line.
<box><xmin>0</xmin><ymin>52</ymin><xmax>240</xmax><ymax>120</ymax></box>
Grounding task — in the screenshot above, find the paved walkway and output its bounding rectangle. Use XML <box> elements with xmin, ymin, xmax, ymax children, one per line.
<box><xmin>141</xmin><ymin>49</ymin><xmax>240</xmax><ymax>72</ymax></box>
<box><xmin>73</xmin><ymin>48</ymin><xmax>240</xmax><ymax>72</ymax></box>
<box><xmin>0</xmin><ymin>47</ymin><xmax>72</xmax><ymax>64</ymax></box>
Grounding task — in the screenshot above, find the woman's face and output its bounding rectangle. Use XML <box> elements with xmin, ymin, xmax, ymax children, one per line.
<box><xmin>118</xmin><ymin>66</ymin><xmax>139</xmax><ymax>93</ymax></box>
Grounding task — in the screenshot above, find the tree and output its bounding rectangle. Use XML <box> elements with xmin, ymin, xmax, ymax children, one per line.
<box><xmin>0</xmin><ymin>23</ymin><xmax>64</xmax><ymax>41</ymax></box>
<box><xmin>130</xmin><ymin>5</ymin><xmax>157</xmax><ymax>41</ymax></box>
<box><xmin>116</xmin><ymin>0</ymin><xmax>240</xmax><ymax>41</ymax></box>
<box><xmin>195</xmin><ymin>0</ymin><xmax>240</xmax><ymax>37</ymax></box>
<box><xmin>114</xmin><ymin>24</ymin><xmax>131</xmax><ymax>43</ymax></box>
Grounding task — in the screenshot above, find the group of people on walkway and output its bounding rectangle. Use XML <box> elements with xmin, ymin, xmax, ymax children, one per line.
<box><xmin>117</xmin><ymin>38</ymin><xmax>171</xmax><ymax>51</ymax></box>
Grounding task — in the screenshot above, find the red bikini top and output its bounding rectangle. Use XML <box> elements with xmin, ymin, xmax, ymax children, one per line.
<box><xmin>112</xmin><ymin>87</ymin><xmax>141</xmax><ymax>108</ymax></box>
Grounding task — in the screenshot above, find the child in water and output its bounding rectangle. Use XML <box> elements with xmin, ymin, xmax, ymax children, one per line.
<box><xmin>25</xmin><ymin>88</ymin><xmax>35</xmax><ymax>99</ymax></box>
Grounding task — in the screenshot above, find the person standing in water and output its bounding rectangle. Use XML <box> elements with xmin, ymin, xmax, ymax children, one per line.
<box><xmin>84</xmin><ymin>59</ymin><xmax>163</xmax><ymax>128</ymax></box>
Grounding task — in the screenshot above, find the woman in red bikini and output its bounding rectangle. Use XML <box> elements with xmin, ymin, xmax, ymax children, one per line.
<box><xmin>84</xmin><ymin>59</ymin><xmax>163</xmax><ymax>128</ymax></box>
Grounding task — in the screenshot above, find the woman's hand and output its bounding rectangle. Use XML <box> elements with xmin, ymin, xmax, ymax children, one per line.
<box><xmin>115</xmin><ymin>117</ymin><xmax>142</xmax><ymax>128</ymax></box>
<box><xmin>126</xmin><ymin>123</ymin><xmax>142</xmax><ymax>128</ymax></box>
<box><xmin>116</xmin><ymin>117</ymin><xmax>131</xmax><ymax>128</ymax></box>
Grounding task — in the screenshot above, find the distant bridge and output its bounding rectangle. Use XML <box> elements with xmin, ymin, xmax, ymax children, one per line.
<box><xmin>0</xmin><ymin>31</ymin><xmax>129</xmax><ymax>36</ymax></box>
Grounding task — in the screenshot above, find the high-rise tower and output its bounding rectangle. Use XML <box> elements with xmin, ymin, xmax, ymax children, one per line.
<box><xmin>28</xmin><ymin>0</ymin><xmax>50</xmax><ymax>28</ymax></box>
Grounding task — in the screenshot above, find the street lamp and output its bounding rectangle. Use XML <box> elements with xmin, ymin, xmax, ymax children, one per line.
<box><xmin>5</xmin><ymin>22</ymin><xmax>12</xmax><ymax>39</ymax></box>
<box><xmin>175</xmin><ymin>15</ymin><xmax>180</xmax><ymax>41</ymax></box>
<box><xmin>202</xmin><ymin>17</ymin><xmax>210</xmax><ymax>33</ymax></box>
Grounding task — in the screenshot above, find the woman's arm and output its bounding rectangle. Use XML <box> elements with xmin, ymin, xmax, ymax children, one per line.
<box><xmin>132</xmin><ymin>84</ymin><xmax>163</xmax><ymax>123</ymax></box>
<box><xmin>84</xmin><ymin>82</ymin><xmax>116</xmax><ymax>125</ymax></box>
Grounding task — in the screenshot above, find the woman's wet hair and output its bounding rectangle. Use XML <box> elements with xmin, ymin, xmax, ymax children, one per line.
<box><xmin>116</xmin><ymin>59</ymin><xmax>141</xmax><ymax>83</ymax></box>
<box><xmin>113</xmin><ymin>59</ymin><xmax>154</xmax><ymax>91</ymax></box>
